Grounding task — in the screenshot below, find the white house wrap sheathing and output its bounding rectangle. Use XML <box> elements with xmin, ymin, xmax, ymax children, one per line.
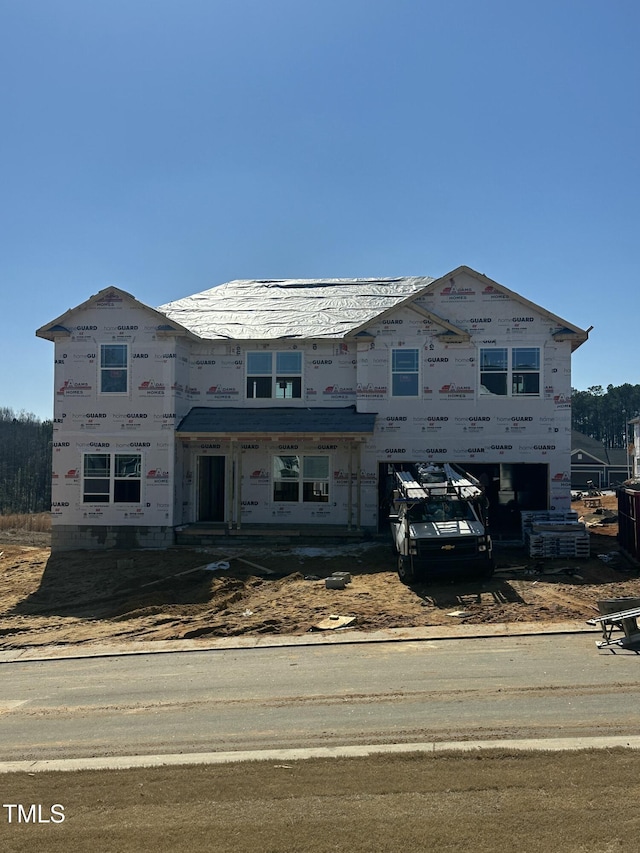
<box><xmin>158</xmin><ymin>277</ymin><xmax>435</xmax><ymax>339</ymax></box>
<box><xmin>37</xmin><ymin>266</ymin><xmax>590</xmax><ymax>550</ymax></box>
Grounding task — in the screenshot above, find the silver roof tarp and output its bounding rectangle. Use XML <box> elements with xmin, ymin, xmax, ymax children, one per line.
<box><xmin>158</xmin><ymin>277</ymin><xmax>435</xmax><ymax>340</ymax></box>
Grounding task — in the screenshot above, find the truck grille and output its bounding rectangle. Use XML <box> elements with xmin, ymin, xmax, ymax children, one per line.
<box><xmin>416</xmin><ymin>537</ymin><xmax>478</xmax><ymax>560</ymax></box>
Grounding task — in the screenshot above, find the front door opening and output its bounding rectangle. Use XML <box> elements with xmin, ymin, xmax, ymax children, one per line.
<box><xmin>197</xmin><ymin>455</ymin><xmax>226</xmax><ymax>523</ymax></box>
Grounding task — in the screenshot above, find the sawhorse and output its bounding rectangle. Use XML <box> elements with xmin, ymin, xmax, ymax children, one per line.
<box><xmin>587</xmin><ymin>606</ymin><xmax>640</xmax><ymax>649</ymax></box>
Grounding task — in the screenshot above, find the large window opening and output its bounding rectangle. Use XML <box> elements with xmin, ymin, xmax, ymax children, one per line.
<box><xmin>247</xmin><ymin>352</ymin><xmax>302</xmax><ymax>399</ymax></box>
<box><xmin>480</xmin><ymin>347</ymin><xmax>540</xmax><ymax>396</ymax></box>
<box><xmin>273</xmin><ymin>455</ymin><xmax>329</xmax><ymax>503</ymax></box>
<box><xmin>83</xmin><ymin>453</ymin><xmax>141</xmax><ymax>503</ymax></box>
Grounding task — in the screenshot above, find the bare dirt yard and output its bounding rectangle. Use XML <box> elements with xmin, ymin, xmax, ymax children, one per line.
<box><xmin>0</xmin><ymin>495</ymin><xmax>636</xmax><ymax>649</ymax></box>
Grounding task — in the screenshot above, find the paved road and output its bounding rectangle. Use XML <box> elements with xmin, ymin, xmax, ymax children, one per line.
<box><xmin>1</xmin><ymin>635</ymin><xmax>639</xmax><ymax>762</ymax></box>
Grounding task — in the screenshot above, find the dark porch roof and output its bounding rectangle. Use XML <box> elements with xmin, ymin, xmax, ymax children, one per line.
<box><xmin>176</xmin><ymin>406</ymin><xmax>377</xmax><ymax>436</ymax></box>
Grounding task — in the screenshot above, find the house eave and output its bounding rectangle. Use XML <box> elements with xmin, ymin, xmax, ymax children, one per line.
<box><xmin>36</xmin><ymin>286</ymin><xmax>200</xmax><ymax>343</ymax></box>
<box><xmin>178</xmin><ymin>431</ymin><xmax>371</xmax><ymax>441</ymax></box>
<box><xmin>36</xmin><ymin>325</ymin><xmax>72</xmax><ymax>342</ymax></box>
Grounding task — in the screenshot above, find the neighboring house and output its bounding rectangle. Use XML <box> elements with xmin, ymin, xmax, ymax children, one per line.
<box><xmin>607</xmin><ymin>446</ymin><xmax>633</xmax><ymax>486</ymax></box>
<box><xmin>571</xmin><ymin>430</ymin><xmax>630</xmax><ymax>490</ymax></box>
<box><xmin>37</xmin><ymin>266</ymin><xmax>589</xmax><ymax>551</ymax></box>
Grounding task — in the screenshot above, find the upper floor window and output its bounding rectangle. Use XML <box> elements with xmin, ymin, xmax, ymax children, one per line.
<box><xmin>100</xmin><ymin>344</ymin><xmax>128</xmax><ymax>394</ymax></box>
<box><xmin>480</xmin><ymin>347</ymin><xmax>540</xmax><ymax>396</ymax></box>
<box><xmin>246</xmin><ymin>351</ymin><xmax>302</xmax><ymax>399</ymax></box>
<box><xmin>83</xmin><ymin>453</ymin><xmax>141</xmax><ymax>503</ymax></box>
<box><xmin>391</xmin><ymin>349</ymin><xmax>419</xmax><ymax>397</ymax></box>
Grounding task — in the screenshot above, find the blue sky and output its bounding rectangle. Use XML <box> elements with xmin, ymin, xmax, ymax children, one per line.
<box><xmin>1</xmin><ymin>0</ymin><xmax>638</xmax><ymax>421</ymax></box>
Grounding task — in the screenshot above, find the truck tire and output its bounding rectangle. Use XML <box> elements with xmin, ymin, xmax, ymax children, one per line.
<box><xmin>397</xmin><ymin>555</ymin><xmax>416</xmax><ymax>585</ymax></box>
<box><xmin>481</xmin><ymin>558</ymin><xmax>495</xmax><ymax>580</ymax></box>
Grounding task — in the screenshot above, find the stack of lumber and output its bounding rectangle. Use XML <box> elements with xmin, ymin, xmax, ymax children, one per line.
<box><xmin>521</xmin><ymin>511</ymin><xmax>590</xmax><ymax>559</ymax></box>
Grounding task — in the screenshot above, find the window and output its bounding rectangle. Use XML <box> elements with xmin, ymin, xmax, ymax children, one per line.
<box><xmin>272</xmin><ymin>455</ymin><xmax>329</xmax><ymax>503</ymax></box>
<box><xmin>511</xmin><ymin>347</ymin><xmax>540</xmax><ymax>395</ymax></box>
<box><xmin>392</xmin><ymin>349</ymin><xmax>419</xmax><ymax>397</ymax></box>
<box><xmin>480</xmin><ymin>347</ymin><xmax>540</xmax><ymax>396</ymax></box>
<box><xmin>83</xmin><ymin>454</ymin><xmax>110</xmax><ymax>502</ymax></box>
<box><xmin>100</xmin><ymin>344</ymin><xmax>128</xmax><ymax>393</ymax></box>
<box><xmin>246</xmin><ymin>351</ymin><xmax>302</xmax><ymax>399</ymax></box>
<box><xmin>83</xmin><ymin>453</ymin><xmax>141</xmax><ymax>503</ymax></box>
<box><xmin>273</xmin><ymin>455</ymin><xmax>299</xmax><ymax>502</ymax></box>
<box><xmin>480</xmin><ymin>348</ymin><xmax>508</xmax><ymax>395</ymax></box>
<box><xmin>302</xmin><ymin>455</ymin><xmax>330</xmax><ymax>502</ymax></box>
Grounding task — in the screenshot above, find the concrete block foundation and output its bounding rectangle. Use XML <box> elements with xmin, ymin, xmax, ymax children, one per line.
<box><xmin>51</xmin><ymin>525</ymin><xmax>175</xmax><ymax>552</ymax></box>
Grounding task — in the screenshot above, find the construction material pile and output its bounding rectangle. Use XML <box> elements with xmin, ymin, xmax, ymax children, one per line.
<box><xmin>521</xmin><ymin>510</ymin><xmax>591</xmax><ymax>559</ymax></box>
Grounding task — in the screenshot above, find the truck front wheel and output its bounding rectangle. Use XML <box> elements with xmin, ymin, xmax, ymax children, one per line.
<box><xmin>481</xmin><ymin>558</ymin><xmax>495</xmax><ymax>580</ymax></box>
<box><xmin>397</xmin><ymin>555</ymin><xmax>417</xmax><ymax>585</ymax></box>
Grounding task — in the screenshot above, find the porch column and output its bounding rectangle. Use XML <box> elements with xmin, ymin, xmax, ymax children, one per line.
<box><xmin>356</xmin><ymin>440</ymin><xmax>362</xmax><ymax>529</ymax></box>
<box><xmin>225</xmin><ymin>443</ymin><xmax>234</xmax><ymax>530</ymax></box>
<box><xmin>347</xmin><ymin>442</ymin><xmax>353</xmax><ymax>530</ymax></box>
<box><xmin>235</xmin><ymin>443</ymin><xmax>243</xmax><ymax>530</ymax></box>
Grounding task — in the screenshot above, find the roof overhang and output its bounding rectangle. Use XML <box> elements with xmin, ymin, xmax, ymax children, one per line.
<box><xmin>428</xmin><ymin>267</ymin><xmax>591</xmax><ymax>352</ymax></box>
<box><xmin>36</xmin><ymin>286</ymin><xmax>198</xmax><ymax>342</ymax></box>
<box><xmin>176</xmin><ymin>406</ymin><xmax>377</xmax><ymax>438</ymax></box>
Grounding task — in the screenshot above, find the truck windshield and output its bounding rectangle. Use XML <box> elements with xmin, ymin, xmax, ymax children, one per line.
<box><xmin>407</xmin><ymin>501</ymin><xmax>475</xmax><ymax>522</ymax></box>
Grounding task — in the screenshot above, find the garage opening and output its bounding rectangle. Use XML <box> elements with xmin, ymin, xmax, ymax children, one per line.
<box><xmin>465</xmin><ymin>463</ymin><xmax>548</xmax><ymax>539</ymax></box>
<box><xmin>378</xmin><ymin>461</ymin><xmax>548</xmax><ymax>539</ymax></box>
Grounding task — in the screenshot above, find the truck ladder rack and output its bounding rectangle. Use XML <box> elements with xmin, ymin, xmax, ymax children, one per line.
<box><xmin>394</xmin><ymin>464</ymin><xmax>483</xmax><ymax>502</ymax></box>
<box><xmin>393</xmin><ymin>471</ymin><xmax>430</xmax><ymax>501</ymax></box>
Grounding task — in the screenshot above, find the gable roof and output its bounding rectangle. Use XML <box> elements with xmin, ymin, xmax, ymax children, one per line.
<box><xmin>158</xmin><ymin>267</ymin><xmax>589</xmax><ymax>346</ymax></box>
<box><xmin>35</xmin><ymin>287</ymin><xmax>196</xmax><ymax>341</ymax></box>
<box><xmin>571</xmin><ymin>430</ymin><xmax>609</xmax><ymax>464</ymax></box>
<box><xmin>36</xmin><ymin>268</ymin><xmax>590</xmax><ymax>349</ymax></box>
<box><xmin>430</xmin><ymin>267</ymin><xmax>590</xmax><ymax>351</ymax></box>
<box><xmin>571</xmin><ymin>430</ymin><xmax>631</xmax><ymax>469</ymax></box>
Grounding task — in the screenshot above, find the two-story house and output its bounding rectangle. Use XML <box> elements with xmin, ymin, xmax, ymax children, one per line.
<box><xmin>37</xmin><ymin>266</ymin><xmax>589</xmax><ymax>551</ymax></box>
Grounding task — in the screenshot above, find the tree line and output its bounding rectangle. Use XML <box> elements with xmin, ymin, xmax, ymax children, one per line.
<box><xmin>571</xmin><ymin>384</ymin><xmax>640</xmax><ymax>449</ymax></box>
<box><xmin>0</xmin><ymin>408</ymin><xmax>52</xmax><ymax>514</ymax></box>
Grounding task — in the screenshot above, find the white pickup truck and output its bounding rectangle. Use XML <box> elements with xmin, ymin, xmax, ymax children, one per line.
<box><xmin>389</xmin><ymin>462</ymin><xmax>493</xmax><ymax>583</ymax></box>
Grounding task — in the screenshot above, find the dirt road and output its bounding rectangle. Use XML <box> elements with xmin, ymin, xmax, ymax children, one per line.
<box><xmin>0</xmin><ymin>496</ymin><xmax>634</xmax><ymax>649</ymax></box>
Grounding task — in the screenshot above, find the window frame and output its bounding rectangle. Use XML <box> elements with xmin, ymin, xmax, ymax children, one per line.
<box><xmin>246</xmin><ymin>351</ymin><xmax>302</xmax><ymax>400</ymax></box>
<box><xmin>511</xmin><ymin>347</ymin><xmax>541</xmax><ymax>396</ymax></box>
<box><xmin>391</xmin><ymin>348</ymin><xmax>420</xmax><ymax>397</ymax></box>
<box><xmin>82</xmin><ymin>452</ymin><xmax>142</xmax><ymax>504</ymax></box>
<box><xmin>479</xmin><ymin>346</ymin><xmax>541</xmax><ymax>397</ymax></box>
<box><xmin>272</xmin><ymin>454</ymin><xmax>330</xmax><ymax>504</ymax></box>
<box><xmin>99</xmin><ymin>343</ymin><xmax>129</xmax><ymax>395</ymax></box>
